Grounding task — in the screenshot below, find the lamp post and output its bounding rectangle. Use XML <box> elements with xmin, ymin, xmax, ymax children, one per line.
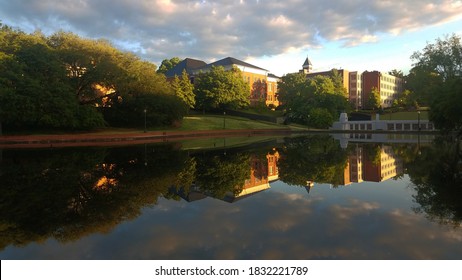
<box><xmin>223</xmin><ymin>111</ymin><xmax>226</xmax><ymax>129</ymax></box>
<box><xmin>144</xmin><ymin>109</ymin><xmax>147</xmax><ymax>133</ymax></box>
<box><xmin>417</xmin><ymin>110</ymin><xmax>421</xmax><ymax>131</ymax></box>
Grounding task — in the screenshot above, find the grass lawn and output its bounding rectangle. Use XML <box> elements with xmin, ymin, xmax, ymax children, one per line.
<box><xmin>180</xmin><ymin>135</ymin><xmax>285</xmax><ymax>150</ymax></box>
<box><xmin>2</xmin><ymin>114</ymin><xmax>291</xmax><ymax>136</ymax></box>
<box><xmin>177</xmin><ymin>115</ymin><xmax>286</xmax><ymax>131</ymax></box>
<box><xmin>235</xmin><ymin>108</ymin><xmax>284</xmax><ymax>117</ymax></box>
<box><xmin>373</xmin><ymin>111</ymin><xmax>429</xmax><ymax>121</ymax></box>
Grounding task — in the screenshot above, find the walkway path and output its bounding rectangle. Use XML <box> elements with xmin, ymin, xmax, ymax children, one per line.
<box><xmin>0</xmin><ymin>128</ymin><xmax>293</xmax><ymax>148</ymax></box>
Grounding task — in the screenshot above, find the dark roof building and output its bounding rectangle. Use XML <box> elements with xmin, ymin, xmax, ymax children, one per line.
<box><xmin>164</xmin><ymin>58</ymin><xmax>207</xmax><ymax>79</ymax></box>
<box><xmin>194</xmin><ymin>56</ymin><xmax>269</xmax><ymax>73</ymax></box>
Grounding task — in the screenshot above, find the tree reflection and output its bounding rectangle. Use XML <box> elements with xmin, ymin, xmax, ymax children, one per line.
<box><xmin>277</xmin><ymin>135</ymin><xmax>348</xmax><ymax>187</ymax></box>
<box><xmin>194</xmin><ymin>151</ymin><xmax>251</xmax><ymax>199</ymax></box>
<box><xmin>0</xmin><ymin>144</ymin><xmax>191</xmax><ymax>249</ymax></box>
<box><xmin>406</xmin><ymin>137</ymin><xmax>462</xmax><ymax>226</ymax></box>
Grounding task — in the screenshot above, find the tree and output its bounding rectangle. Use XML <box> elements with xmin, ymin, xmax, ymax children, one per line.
<box><xmin>171</xmin><ymin>69</ymin><xmax>195</xmax><ymax>109</ymax></box>
<box><xmin>331</xmin><ymin>69</ymin><xmax>348</xmax><ymax>96</ymax></box>
<box><xmin>410</xmin><ymin>34</ymin><xmax>462</xmax><ymax>135</ymax></box>
<box><xmin>47</xmin><ymin>32</ymin><xmax>125</xmax><ymax>104</ymax></box>
<box><xmin>157</xmin><ymin>57</ymin><xmax>181</xmax><ymax>74</ymax></box>
<box><xmin>0</xmin><ymin>26</ymin><xmax>104</xmax><ymax>131</ymax></box>
<box><xmin>194</xmin><ymin>66</ymin><xmax>250</xmax><ymax>110</ymax></box>
<box><xmin>0</xmin><ymin>25</ymin><xmax>190</xmax><ymax>132</ymax></box>
<box><xmin>104</xmin><ymin>93</ymin><xmax>187</xmax><ymax>128</ymax></box>
<box><xmin>277</xmin><ymin>73</ymin><xmax>348</xmax><ymax>128</ymax></box>
<box><xmin>411</xmin><ymin>34</ymin><xmax>462</xmax><ymax>81</ymax></box>
<box><xmin>393</xmin><ymin>89</ymin><xmax>418</xmax><ymax>109</ymax></box>
<box><xmin>367</xmin><ymin>87</ymin><xmax>381</xmax><ymax>110</ymax></box>
<box><xmin>388</xmin><ymin>69</ymin><xmax>404</xmax><ymax>78</ymax></box>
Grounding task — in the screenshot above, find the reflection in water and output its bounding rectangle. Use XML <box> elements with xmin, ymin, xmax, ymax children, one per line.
<box><xmin>0</xmin><ymin>135</ymin><xmax>461</xmax><ymax>259</ymax></box>
<box><xmin>406</xmin><ymin>137</ymin><xmax>462</xmax><ymax>226</ymax></box>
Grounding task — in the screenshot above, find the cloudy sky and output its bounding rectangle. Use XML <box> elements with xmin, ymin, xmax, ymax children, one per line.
<box><xmin>1</xmin><ymin>0</ymin><xmax>462</xmax><ymax>76</ymax></box>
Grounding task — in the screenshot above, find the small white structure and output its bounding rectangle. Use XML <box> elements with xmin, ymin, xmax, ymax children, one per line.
<box><xmin>331</xmin><ymin>113</ymin><xmax>435</xmax><ymax>132</ymax></box>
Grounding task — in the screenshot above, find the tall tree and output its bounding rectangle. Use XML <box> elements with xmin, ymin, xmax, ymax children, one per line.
<box><xmin>157</xmin><ymin>57</ymin><xmax>181</xmax><ymax>74</ymax></box>
<box><xmin>331</xmin><ymin>69</ymin><xmax>348</xmax><ymax>96</ymax></box>
<box><xmin>171</xmin><ymin>69</ymin><xmax>195</xmax><ymax>109</ymax></box>
<box><xmin>0</xmin><ymin>26</ymin><xmax>104</xmax><ymax>131</ymax></box>
<box><xmin>410</xmin><ymin>34</ymin><xmax>462</xmax><ymax>135</ymax></box>
<box><xmin>277</xmin><ymin>73</ymin><xmax>348</xmax><ymax>128</ymax></box>
<box><xmin>194</xmin><ymin>66</ymin><xmax>250</xmax><ymax>110</ymax></box>
<box><xmin>367</xmin><ymin>87</ymin><xmax>381</xmax><ymax>111</ymax></box>
<box><xmin>47</xmin><ymin>31</ymin><xmax>125</xmax><ymax>104</ymax></box>
<box><xmin>388</xmin><ymin>69</ymin><xmax>404</xmax><ymax>78</ymax></box>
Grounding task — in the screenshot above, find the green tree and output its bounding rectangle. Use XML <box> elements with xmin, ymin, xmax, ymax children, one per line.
<box><xmin>393</xmin><ymin>89</ymin><xmax>418</xmax><ymax>109</ymax></box>
<box><xmin>331</xmin><ymin>69</ymin><xmax>348</xmax><ymax>96</ymax></box>
<box><xmin>367</xmin><ymin>87</ymin><xmax>381</xmax><ymax>110</ymax></box>
<box><xmin>47</xmin><ymin>31</ymin><xmax>124</xmax><ymax>103</ymax></box>
<box><xmin>157</xmin><ymin>57</ymin><xmax>181</xmax><ymax>74</ymax></box>
<box><xmin>277</xmin><ymin>73</ymin><xmax>348</xmax><ymax>128</ymax></box>
<box><xmin>410</xmin><ymin>34</ymin><xmax>462</xmax><ymax>135</ymax></box>
<box><xmin>0</xmin><ymin>26</ymin><xmax>104</xmax><ymax>131</ymax></box>
<box><xmin>194</xmin><ymin>66</ymin><xmax>250</xmax><ymax>110</ymax></box>
<box><xmin>171</xmin><ymin>69</ymin><xmax>195</xmax><ymax>109</ymax></box>
<box><xmin>104</xmin><ymin>93</ymin><xmax>187</xmax><ymax>128</ymax></box>
<box><xmin>388</xmin><ymin>69</ymin><xmax>404</xmax><ymax>78</ymax></box>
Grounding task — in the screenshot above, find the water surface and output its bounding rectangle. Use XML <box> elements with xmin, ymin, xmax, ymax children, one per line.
<box><xmin>1</xmin><ymin>134</ymin><xmax>461</xmax><ymax>259</ymax></box>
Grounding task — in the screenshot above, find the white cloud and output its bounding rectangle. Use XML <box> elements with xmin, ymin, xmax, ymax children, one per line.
<box><xmin>1</xmin><ymin>0</ymin><xmax>461</xmax><ymax>68</ymax></box>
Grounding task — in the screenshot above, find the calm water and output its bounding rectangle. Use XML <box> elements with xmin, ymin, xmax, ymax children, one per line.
<box><xmin>1</xmin><ymin>134</ymin><xmax>461</xmax><ymax>259</ymax></box>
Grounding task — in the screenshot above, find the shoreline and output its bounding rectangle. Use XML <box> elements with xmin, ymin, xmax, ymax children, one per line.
<box><xmin>0</xmin><ymin>128</ymin><xmax>440</xmax><ymax>149</ymax></box>
<box><xmin>0</xmin><ymin>128</ymin><xmax>295</xmax><ymax>148</ymax></box>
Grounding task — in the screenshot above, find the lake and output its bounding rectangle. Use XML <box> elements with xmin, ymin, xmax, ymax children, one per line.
<box><xmin>1</xmin><ymin>133</ymin><xmax>461</xmax><ymax>259</ymax></box>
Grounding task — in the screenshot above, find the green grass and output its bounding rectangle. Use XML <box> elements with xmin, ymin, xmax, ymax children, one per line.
<box><xmin>176</xmin><ymin>115</ymin><xmax>286</xmax><ymax>131</ymax></box>
<box><xmin>179</xmin><ymin>135</ymin><xmax>284</xmax><ymax>150</ymax></box>
<box><xmin>2</xmin><ymin>114</ymin><xmax>288</xmax><ymax>136</ymax></box>
<box><xmin>374</xmin><ymin>111</ymin><xmax>429</xmax><ymax>121</ymax></box>
<box><xmin>235</xmin><ymin>107</ymin><xmax>284</xmax><ymax>117</ymax></box>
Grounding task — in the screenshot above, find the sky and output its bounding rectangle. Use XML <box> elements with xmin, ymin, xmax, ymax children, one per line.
<box><xmin>1</xmin><ymin>0</ymin><xmax>462</xmax><ymax>76</ymax></box>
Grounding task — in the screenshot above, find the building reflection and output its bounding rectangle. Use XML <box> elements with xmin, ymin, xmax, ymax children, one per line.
<box><xmin>175</xmin><ymin>150</ymin><xmax>280</xmax><ymax>203</ymax></box>
<box><xmin>348</xmin><ymin>144</ymin><xmax>403</xmax><ymax>183</ymax></box>
<box><xmin>173</xmin><ymin>143</ymin><xmax>404</xmax><ymax>202</ymax></box>
<box><xmin>307</xmin><ymin>144</ymin><xmax>404</xmax><ymax>191</ymax></box>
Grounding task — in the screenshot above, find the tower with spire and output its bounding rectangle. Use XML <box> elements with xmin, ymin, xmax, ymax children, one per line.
<box><xmin>301</xmin><ymin>56</ymin><xmax>313</xmax><ymax>74</ymax></box>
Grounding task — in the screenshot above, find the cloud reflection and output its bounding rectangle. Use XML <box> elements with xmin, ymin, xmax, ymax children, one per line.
<box><xmin>5</xmin><ymin>184</ymin><xmax>459</xmax><ymax>260</ymax></box>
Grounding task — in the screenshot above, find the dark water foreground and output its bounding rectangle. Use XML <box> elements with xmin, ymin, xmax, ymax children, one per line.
<box><xmin>1</xmin><ymin>134</ymin><xmax>461</xmax><ymax>259</ymax></box>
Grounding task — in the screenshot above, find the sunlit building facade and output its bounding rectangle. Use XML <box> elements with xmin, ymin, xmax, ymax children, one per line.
<box><xmin>362</xmin><ymin>71</ymin><xmax>403</xmax><ymax>108</ymax></box>
<box><xmin>349</xmin><ymin>71</ymin><xmax>363</xmax><ymax>110</ymax></box>
<box><xmin>166</xmin><ymin>57</ymin><xmax>280</xmax><ymax>108</ymax></box>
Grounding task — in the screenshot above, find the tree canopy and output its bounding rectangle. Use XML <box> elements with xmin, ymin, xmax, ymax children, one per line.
<box><xmin>277</xmin><ymin>73</ymin><xmax>349</xmax><ymax>128</ymax></box>
<box><xmin>194</xmin><ymin>66</ymin><xmax>250</xmax><ymax>110</ymax></box>
<box><xmin>171</xmin><ymin>69</ymin><xmax>195</xmax><ymax>109</ymax></box>
<box><xmin>0</xmin><ymin>24</ymin><xmax>186</xmax><ymax>133</ymax></box>
<box><xmin>409</xmin><ymin>34</ymin><xmax>462</xmax><ymax>135</ymax></box>
<box><xmin>366</xmin><ymin>87</ymin><xmax>381</xmax><ymax>111</ymax></box>
<box><xmin>156</xmin><ymin>57</ymin><xmax>181</xmax><ymax>74</ymax></box>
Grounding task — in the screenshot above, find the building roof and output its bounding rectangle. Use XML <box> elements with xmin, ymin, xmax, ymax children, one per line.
<box><xmin>205</xmin><ymin>57</ymin><xmax>269</xmax><ymax>71</ymax></box>
<box><xmin>268</xmin><ymin>73</ymin><xmax>280</xmax><ymax>79</ymax></box>
<box><xmin>164</xmin><ymin>58</ymin><xmax>207</xmax><ymax>78</ymax></box>
<box><xmin>302</xmin><ymin>57</ymin><xmax>313</xmax><ymax>68</ymax></box>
